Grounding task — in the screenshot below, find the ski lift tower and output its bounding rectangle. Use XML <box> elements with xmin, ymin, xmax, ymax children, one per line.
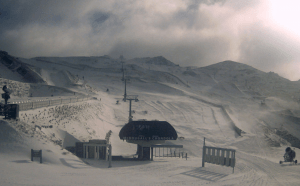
<box><xmin>120</xmin><ymin>55</ymin><xmax>125</xmax><ymax>81</ymax></box>
<box><xmin>124</xmin><ymin>95</ymin><xmax>139</xmax><ymax>122</ymax></box>
<box><xmin>123</xmin><ymin>78</ymin><xmax>127</xmax><ymax>101</ymax></box>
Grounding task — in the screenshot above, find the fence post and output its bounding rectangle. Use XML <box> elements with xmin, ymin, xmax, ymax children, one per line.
<box><xmin>167</xmin><ymin>148</ymin><xmax>168</xmax><ymax>157</ymax></box>
<box><xmin>31</xmin><ymin>149</ymin><xmax>33</xmax><ymax>161</ymax></box>
<box><xmin>151</xmin><ymin>147</ymin><xmax>153</xmax><ymax>161</ymax></box>
<box><xmin>202</xmin><ymin>137</ymin><xmax>206</xmax><ymax>167</ymax></box>
<box><xmin>159</xmin><ymin>147</ymin><xmax>160</xmax><ymax>157</ymax></box>
<box><xmin>40</xmin><ymin>150</ymin><xmax>42</xmax><ymax>163</ymax></box>
<box><xmin>108</xmin><ymin>145</ymin><xmax>112</xmax><ymax>168</ymax></box>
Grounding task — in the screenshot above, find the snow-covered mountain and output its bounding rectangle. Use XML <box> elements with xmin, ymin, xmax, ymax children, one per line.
<box><xmin>0</xmin><ymin>51</ymin><xmax>300</xmax><ymax>185</ymax></box>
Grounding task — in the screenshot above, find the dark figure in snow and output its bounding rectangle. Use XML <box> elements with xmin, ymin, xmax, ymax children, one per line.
<box><xmin>284</xmin><ymin>147</ymin><xmax>296</xmax><ymax>162</ymax></box>
<box><xmin>2</xmin><ymin>85</ymin><xmax>10</xmax><ymax>104</ymax></box>
<box><xmin>2</xmin><ymin>85</ymin><xmax>8</xmax><ymax>93</ymax></box>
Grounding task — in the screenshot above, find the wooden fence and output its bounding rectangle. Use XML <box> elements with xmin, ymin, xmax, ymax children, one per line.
<box><xmin>202</xmin><ymin>138</ymin><xmax>236</xmax><ymax>173</ymax></box>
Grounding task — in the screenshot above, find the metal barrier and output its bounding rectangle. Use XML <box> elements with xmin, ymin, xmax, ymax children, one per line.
<box><xmin>202</xmin><ymin>138</ymin><xmax>236</xmax><ymax>173</ymax></box>
<box><xmin>15</xmin><ymin>97</ymin><xmax>91</xmax><ymax>111</ymax></box>
<box><xmin>0</xmin><ymin>104</ymin><xmax>19</xmax><ymax>119</ymax></box>
<box><xmin>83</xmin><ymin>143</ymin><xmax>112</xmax><ymax>168</ymax></box>
<box><xmin>31</xmin><ymin>149</ymin><xmax>42</xmax><ymax>163</ymax></box>
<box><xmin>151</xmin><ymin>145</ymin><xmax>184</xmax><ymax>160</ymax></box>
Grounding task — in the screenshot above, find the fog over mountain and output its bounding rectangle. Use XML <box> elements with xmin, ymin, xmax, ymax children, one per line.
<box><xmin>1</xmin><ymin>0</ymin><xmax>300</xmax><ymax>81</ymax></box>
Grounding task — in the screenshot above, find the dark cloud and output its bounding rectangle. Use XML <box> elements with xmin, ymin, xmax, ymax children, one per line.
<box><xmin>0</xmin><ymin>0</ymin><xmax>78</xmax><ymax>27</ymax></box>
<box><xmin>0</xmin><ymin>0</ymin><xmax>300</xmax><ymax>80</ymax></box>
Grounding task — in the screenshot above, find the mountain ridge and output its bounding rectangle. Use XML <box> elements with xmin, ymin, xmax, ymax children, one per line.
<box><xmin>1</xmin><ymin>50</ymin><xmax>300</xmax><ymax>101</ymax></box>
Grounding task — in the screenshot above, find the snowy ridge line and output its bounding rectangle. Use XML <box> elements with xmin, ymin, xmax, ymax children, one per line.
<box><xmin>189</xmin><ymin>95</ymin><xmax>243</xmax><ymax>136</ymax></box>
<box><xmin>14</xmin><ymin>96</ymin><xmax>92</xmax><ymax>111</ymax></box>
<box><xmin>34</xmin><ymin>58</ymin><xmax>83</xmax><ymax>70</ymax></box>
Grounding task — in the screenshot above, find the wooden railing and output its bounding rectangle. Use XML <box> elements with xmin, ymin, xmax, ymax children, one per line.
<box><xmin>202</xmin><ymin>138</ymin><xmax>236</xmax><ymax>173</ymax></box>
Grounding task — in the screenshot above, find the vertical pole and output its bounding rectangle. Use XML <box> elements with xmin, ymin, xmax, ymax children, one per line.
<box><xmin>221</xmin><ymin>149</ymin><xmax>225</xmax><ymax>165</ymax></box>
<box><xmin>232</xmin><ymin>150</ymin><xmax>235</xmax><ymax>173</ymax></box>
<box><xmin>108</xmin><ymin>145</ymin><xmax>112</xmax><ymax>168</ymax></box>
<box><xmin>82</xmin><ymin>145</ymin><xmax>85</xmax><ymax>158</ymax></box>
<box><xmin>202</xmin><ymin>137</ymin><xmax>206</xmax><ymax>167</ymax></box>
<box><xmin>86</xmin><ymin>146</ymin><xmax>89</xmax><ymax>159</ymax></box>
<box><xmin>129</xmin><ymin>99</ymin><xmax>132</xmax><ymax>122</ymax></box>
<box><xmin>167</xmin><ymin>148</ymin><xmax>169</xmax><ymax>157</ymax></box>
<box><xmin>106</xmin><ymin>145</ymin><xmax>109</xmax><ymax>161</ymax></box>
<box><xmin>31</xmin><ymin>149</ymin><xmax>33</xmax><ymax>161</ymax></box>
<box><xmin>151</xmin><ymin>147</ymin><xmax>153</xmax><ymax>161</ymax></box>
<box><xmin>121</xmin><ymin>61</ymin><xmax>125</xmax><ymax>81</ymax></box>
<box><xmin>226</xmin><ymin>150</ymin><xmax>230</xmax><ymax>166</ymax></box>
<box><xmin>158</xmin><ymin>148</ymin><xmax>160</xmax><ymax>157</ymax></box>
<box><xmin>212</xmin><ymin>148</ymin><xmax>215</xmax><ymax>164</ymax></box>
<box><xmin>40</xmin><ymin>150</ymin><xmax>42</xmax><ymax>163</ymax></box>
<box><xmin>124</xmin><ymin>79</ymin><xmax>127</xmax><ymax>101</ymax></box>
<box><xmin>217</xmin><ymin>149</ymin><xmax>220</xmax><ymax>165</ymax></box>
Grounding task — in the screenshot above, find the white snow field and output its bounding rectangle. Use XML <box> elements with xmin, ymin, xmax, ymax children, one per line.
<box><xmin>0</xmin><ymin>52</ymin><xmax>300</xmax><ymax>185</ymax></box>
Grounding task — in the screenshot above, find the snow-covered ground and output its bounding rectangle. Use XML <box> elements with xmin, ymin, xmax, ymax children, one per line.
<box><xmin>0</xmin><ymin>53</ymin><xmax>300</xmax><ymax>185</ymax></box>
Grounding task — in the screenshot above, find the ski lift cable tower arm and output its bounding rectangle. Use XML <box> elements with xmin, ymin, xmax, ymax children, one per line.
<box><xmin>126</xmin><ymin>95</ymin><xmax>139</xmax><ymax>122</ymax></box>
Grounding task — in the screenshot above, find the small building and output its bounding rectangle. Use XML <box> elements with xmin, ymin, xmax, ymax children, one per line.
<box><xmin>119</xmin><ymin>120</ymin><xmax>178</xmax><ymax>160</ymax></box>
<box><xmin>76</xmin><ymin>139</ymin><xmax>107</xmax><ymax>159</ymax></box>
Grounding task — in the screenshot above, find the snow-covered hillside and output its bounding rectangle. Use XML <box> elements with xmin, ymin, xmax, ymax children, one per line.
<box><xmin>0</xmin><ymin>51</ymin><xmax>300</xmax><ymax>185</ymax></box>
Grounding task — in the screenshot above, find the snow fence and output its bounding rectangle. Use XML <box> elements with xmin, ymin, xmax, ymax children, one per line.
<box><xmin>13</xmin><ymin>97</ymin><xmax>92</xmax><ymax>111</ymax></box>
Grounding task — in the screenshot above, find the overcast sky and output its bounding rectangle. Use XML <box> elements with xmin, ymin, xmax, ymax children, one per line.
<box><xmin>1</xmin><ymin>0</ymin><xmax>300</xmax><ymax>80</ymax></box>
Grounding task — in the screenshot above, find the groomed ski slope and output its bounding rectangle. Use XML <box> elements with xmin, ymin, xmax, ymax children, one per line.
<box><xmin>0</xmin><ymin>89</ymin><xmax>299</xmax><ymax>185</ymax></box>
<box><xmin>0</xmin><ymin>55</ymin><xmax>299</xmax><ymax>185</ymax></box>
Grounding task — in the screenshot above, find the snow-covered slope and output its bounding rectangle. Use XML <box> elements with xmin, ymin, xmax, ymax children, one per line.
<box><xmin>0</xmin><ymin>51</ymin><xmax>300</xmax><ymax>185</ymax></box>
